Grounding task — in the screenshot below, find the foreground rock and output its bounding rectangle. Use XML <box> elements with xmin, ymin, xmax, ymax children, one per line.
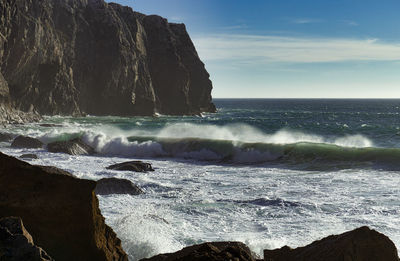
<box><xmin>0</xmin><ymin>216</ymin><xmax>53</xmax><ymax>261</ymax></box>
<box><xmin>263</xmin><ymin>226</ymin><xmax>399</xmax><ymax>261</ymax></box>
<box><xmin>0</xmin><ymin>0</ymin><xmax>215</xmax><ymax>120</ymax></box>
<box><xmin>47</xmin><ymin>138</ymin><xmax>95</xmax><ymax>155</ymax></box>
<box><xmin>11</xmin><ymin>136</ymin><xmax>44</xmax><ymax>149</ymax></box>
<box><xmin>95</xmin><ymin>178</ymin><xmax>144</xmax><ymax>196</ymax></box>
<box><xmin>141</xmin><ymin>242</ymin><xmax>257</xmax><ymax>261</ymax></box>
<box><xmin>107</xmin><ymin>161</ymin><xmax>154</xmax><ymax>172</ymax></box>
<box><xmin>0</xmin><ymin>152</ymin><xmax>128</xmax><ymax>261</ymax></box>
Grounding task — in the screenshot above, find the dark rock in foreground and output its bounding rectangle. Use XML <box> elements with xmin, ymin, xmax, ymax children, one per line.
<box><xmin>0</xmin><ymin>216</ymin><xmax>54</xmax><ymax>261</ymax></box>
<box><xmin>20</xmin><ymin>154</ymin><xmax>39</xmax><ymax>159</ymax></box>
<box><xmin>141</xmin><ymin>242</ymin><xmax>257</xmax><ymax>261</ymax></box>
<box><xmin>0</xmin><ymin>0</ymin><xmax>215</xmax><ymax>119</ymax></box>
<box><xmin>47</xmin><ymin>138</ymin><xmax>95</xmax><ymax>155</ymax></box>
<box><xmin>263</xmin><ymin>226</ymin><xmax>399</xmax><ymax>261</ymax></box>
<box><xmin>11</xmin><ymin>136</ymin><xmax>44</xmax><ymax>149</ymax></box>
<box><xmin>95</xmin><ymin>178</ymin><xmax>144</xmax><ymax>196</ymax></box>
<box><xmin>107</xmin><ymin>161</ymin><xmax>154</xmax><ymax>172</ymax></box>
<box><xmin>0</xmin><ymin>152</ymin><xmax>128</xmax><ymax>261</ymax></box>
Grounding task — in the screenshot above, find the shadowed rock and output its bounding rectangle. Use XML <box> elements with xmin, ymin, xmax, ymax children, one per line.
<box><xmin>0</xmin><ymin>152</ymin><xmax>128</xmax><ymax>261</ymax></box>
<box><xmin>0</xmin><ymin>216</ymin><xmax>54</xmax><ymax>261</ymax></box>
<box><xmin>263</xmin><ymin>226</ymin><xmax>399</xmax><ymax>261</ymax></box>
<box><xmin>11</xmin><ymin>136</ymin><xmax>43</xmax><ymax>149</ymax></box>
<box><xmin>107</xmin><ymin>161</ymin><xmax>154</xmax><ymax>172</ymax></box>
<box><xmin>95</xmin><ymin>178</ymin><xmax>144</xmax><ymax>195</ymax></box>
<box><xmin>47</xmin><ymin>138</ymin><xmax>95</xmax><ymax>155</ymax></box>
<box><xmin>20</xmin><ymin>154</ymin><xmax>39</xmax><ymax>159</ymax></box>
<box><xmin>0</xmin><ymin>0</ymin><xmax>215</xmax><ymax>121</ymax></box>
<box><xmin>141</xmin><ymin>242</ymin><xmax>257</xmax><ymax>261</ymax></box>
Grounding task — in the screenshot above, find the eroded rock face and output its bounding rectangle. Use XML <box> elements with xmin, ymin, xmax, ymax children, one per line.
<box><xmin>95</xmin><ymin>178</ymin><xmax>144</xmax><ymax>196</ymax></box>
<box><xmin>0</xmin><ymin>216</ymin><xmax>54</xmax><ymax>261</ymax></box>
<box><xmin>0</xmin><ymin>0</ymin><xmax>215</xmax><ymax>120</ymax></box>
<box><xmin>141</xmin><ymin>242</ymin><xmax>257</xmax><ymax>261</ymax></box>
<box><xmin>47</xmin><ymin>138</ymin><xmax>95</xmax><ymax>155</ymax></box>
<box><xmin>263</xmin><ymin>226</ymin><xmax>399</xmax><ymax>261</ymax></box>
<box><xmin>0</xmin><ymin>152</ymin><xmax>128</xmax><ymax>261</ymax></box>
<box><xmin>11</xmin><ymin>136</ymin><xmax>44</xmax><ymax>149</ymax></box>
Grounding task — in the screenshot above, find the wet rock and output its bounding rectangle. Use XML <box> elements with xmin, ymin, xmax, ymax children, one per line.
<box><xmin>11</xmin><ymin>136</ymin><xmax>44</xmax><ymax>149</ymax></box>
<box><xmin>107</xmin><ymin>161</ymin><xmax>154</xmax><ymax>172</ymax></box>
<box><xmin>95</xmin><ymin>178</ymin><xmax>144</xmax><ymax>195</ymax></box>
<box><xmin>141</xmin><ymin>242</ymin><xmax>257</xmax><ymax>261</ymax></box>
<box><xmin>263</xmin><ymin>226</ymin><xmax>399</xmax><ymax>261</ymax></box>
<box><xmin>19</xmin><ymin>154</ymin><xmax>39</xmax><ymax>159</ymax></box>
<box><xmin>0</xmin><ymin>152</ymin><xmax>128</xmax><ymax>261</ymax></box>
<box><xmin>47</xmin><ymin>138</ymin><xmax>95</xmax><ymax>155</ymax></box>
<box><xmin>0</xmin><ymin>216</ymin><xmax>54</xmax><ymax>261</ymax></box>
<box><xmin>39</xmin><ymin>124</ymin><xmax>63</xmax><ymax>128</ymax></box>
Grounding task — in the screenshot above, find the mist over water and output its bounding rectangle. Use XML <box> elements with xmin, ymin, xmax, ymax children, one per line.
<box><xmin>1</xmin><ymin>99</ymin><xmax>400</xmax><ymax>260</ymax></box>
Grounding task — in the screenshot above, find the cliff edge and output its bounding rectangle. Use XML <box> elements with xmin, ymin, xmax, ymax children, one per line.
<box><xmin>0</xmin><ymin>0</ymin><xmax>215</xmax><ymax>120</ymax></box>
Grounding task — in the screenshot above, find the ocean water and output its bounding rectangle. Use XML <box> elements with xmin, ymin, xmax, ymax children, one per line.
<box><xmin>1</xmin><ymin>99</ymin><xmax>400</xmax><ymax>260</ymax></box>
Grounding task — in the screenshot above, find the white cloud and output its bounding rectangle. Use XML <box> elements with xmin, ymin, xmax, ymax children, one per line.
<box><xmin>291</xmin><ymin>18</ymin><xmax>322</xmax><ymax>24</ymax></box>
<box><xmin>193</xmin><ymin>34</ymin><xmax>400</xmax><ymax>63</ymax></box>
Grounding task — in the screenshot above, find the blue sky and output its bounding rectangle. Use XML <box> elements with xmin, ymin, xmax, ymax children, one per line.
<box><xmin>108</xmin><ymin>0</ymin><xmax>400</xmax><ymax>98</ymax></box>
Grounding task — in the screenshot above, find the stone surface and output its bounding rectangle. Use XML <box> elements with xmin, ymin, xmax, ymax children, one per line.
<box><xmin>0</xmin><ymin>216</ymin><xmax>54</xmax><ymax>261</ymax></box>
<box><xmin>263</xmin><ymin>226</ymin><xmax>399</xmax><ymax>261</ymax></box>
<box><xmin>95</xmin><ymin>178</ymin><xmax>144</xmax><ymax>195</ymax></box>
<box><xmin>11</xmin><ymin>136</ymin><xmax>44</xmax><ymax>149</ymax></box>
<box><xmin>141</xmin><ymin>242</ymin><xmax>257</xmax><ymax>261</ymax></box>
<box><xmin>0</xmin><ymin>0</ymin><xmax>215</xmax><ymax>123</ymax></box>
<box><xmin>19</xmin><ymin>154</ymin><xmax>39</xmax><ymax>159</ymax></box>
<box><xmin>107</xmin><ymin>161</ymin><xmax>154</xmax><ymax>172</ymax></box>
<box><xmin>47</xmin><ymin>138</ymin><xmax>95</xmax><ymax>155</ymax></box>
<box><xmin>0</xmin><ymin>152</ymin><xmax>128</xmax><ymax>261</ymax></box>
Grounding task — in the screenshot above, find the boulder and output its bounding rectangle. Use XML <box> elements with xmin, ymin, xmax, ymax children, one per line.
<box><xmin>47</xmin><ymin>138</ymin><xmax>95</xmax><ymax>155</ymax></box>
<box><xmin>95</xmin><ymin>178</ymin><xmax>144</xmax><ymax>196</ymax></box>
<box><xmin>263</xmin><ymin>226</ymin><xmax>399</xmax><ymax>261</ymax></box>
<box><xmin>107</xmin><ymin>161</ymin><xmax>154</xmax><ymax>172</ymax></box>
<box><xmin>0</xmin><ymin>152</ymin><xmax>128</xmax><ymax>261</ymax></box>
<box><xmin>19</xmin><ymin>154</ymin><xmax>39</xmax><ymax>159</ymax></box>
<box><xmin>11</xmin><ymin>136</ymin><xmax>43</xmax><ymax>149</ymax></box>
<box><xmin>141</xmin><ymin>242</ymin><xmax>257</xmax><ymax>261</ymax></box>
<box><xmin>0</xmin><ymin>216</ymin><xmax>54</xmax><ymax>261</ymax></box>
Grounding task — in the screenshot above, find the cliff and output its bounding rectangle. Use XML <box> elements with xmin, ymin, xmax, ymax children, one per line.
<box><xmin>0</xmin><ymin>0</ymin><xmax>215</xmax><ymax>120</ymax></box>
<box><xmin>0</xmin><ymin>152</ymin><xmax>128</xmax><ymax>260</ymax></box>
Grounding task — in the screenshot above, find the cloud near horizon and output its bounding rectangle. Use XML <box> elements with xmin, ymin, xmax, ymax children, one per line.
<box><xmin>193</xmin><ymin>34</ymin><xmax>400</xmax><ymax>64</ymax></box>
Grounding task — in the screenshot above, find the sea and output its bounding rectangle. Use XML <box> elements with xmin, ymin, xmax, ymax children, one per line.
<box><xmin>1</xmin><ymin>99</ymin><xmax>400</xmax><ymax>260</ymax></box>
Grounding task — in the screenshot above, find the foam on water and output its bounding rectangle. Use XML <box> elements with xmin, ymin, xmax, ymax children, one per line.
<box><xmin>1</xmin><ymin>145</ymin><xmax>399</xmax><ymax>260</ymax></box>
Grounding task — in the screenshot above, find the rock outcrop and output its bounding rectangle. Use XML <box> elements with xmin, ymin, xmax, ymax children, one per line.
<box><xmin>107</xmin><ymin>161</ymin><xmax>154</xmax><ymax>172</ymax></box>
<box><xmin>0</xmin><ymin>152</ymin><xmax>128</xmax><ymax>261</ymax></box>
<box><xmin>0</xmin><ymin>216</ymin><xmax>54</xmax><ymax>261</ymax></box>
<box><xmin>0</xmin><ymin>0</ymin><xmax>215</xmax><ymax>123</ymax></box>
<box><xmin>95</xmin><ymin>178</ymin><xmax>144</xmax><ymax>196</ymax></box>
<box><xmin>263</xmin><ymin>226</ymin><xmax>399</xmax><ymax>261</ymax></box>
<box><xmin>11</xmin><ymin>136</ymin><xmax>44</xmax><ymax>149</ymax></box>
<box><xmin>47</xmin><ymin>138</ymin><xmax>95</xmax><ymax>155</ymax></box>
<box><xmin>141</xmin><ymin>242</ymin><xmax>257</xmax><ymax>261</ymax></box>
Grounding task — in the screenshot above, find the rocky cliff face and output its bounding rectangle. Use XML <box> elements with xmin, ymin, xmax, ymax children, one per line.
<box><xmin>0</xmin><ymin>152</ymin><xmax>128</xmax><ymax>260</ymax></box>
<box><xmin>0</xmin><ymin>0</ymin><xmax>215</xmax><ymax>119</ymax></box>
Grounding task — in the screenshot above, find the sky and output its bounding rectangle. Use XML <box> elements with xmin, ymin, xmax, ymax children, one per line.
<box><xmin>108</xmin><ymin>0</ymin><xmax>400</xmax><ymax>98</ymax></box>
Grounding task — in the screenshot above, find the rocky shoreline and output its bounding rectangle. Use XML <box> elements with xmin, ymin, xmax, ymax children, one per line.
<box><xmin>0</xmin><ymin>134</ymin><xmax>399</xmax><ymax>260</ymax></box>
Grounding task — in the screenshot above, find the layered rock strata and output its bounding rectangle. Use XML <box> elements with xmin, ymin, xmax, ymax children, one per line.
<box><xmin>0</xmin><ymin>0</ymin><xmax>215</xmax><ymax>123</ymax></box>
<box><xmin>0</xmin><ymin>152</ymin><xmax>128</xmax><ymax>261</ymax></box>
